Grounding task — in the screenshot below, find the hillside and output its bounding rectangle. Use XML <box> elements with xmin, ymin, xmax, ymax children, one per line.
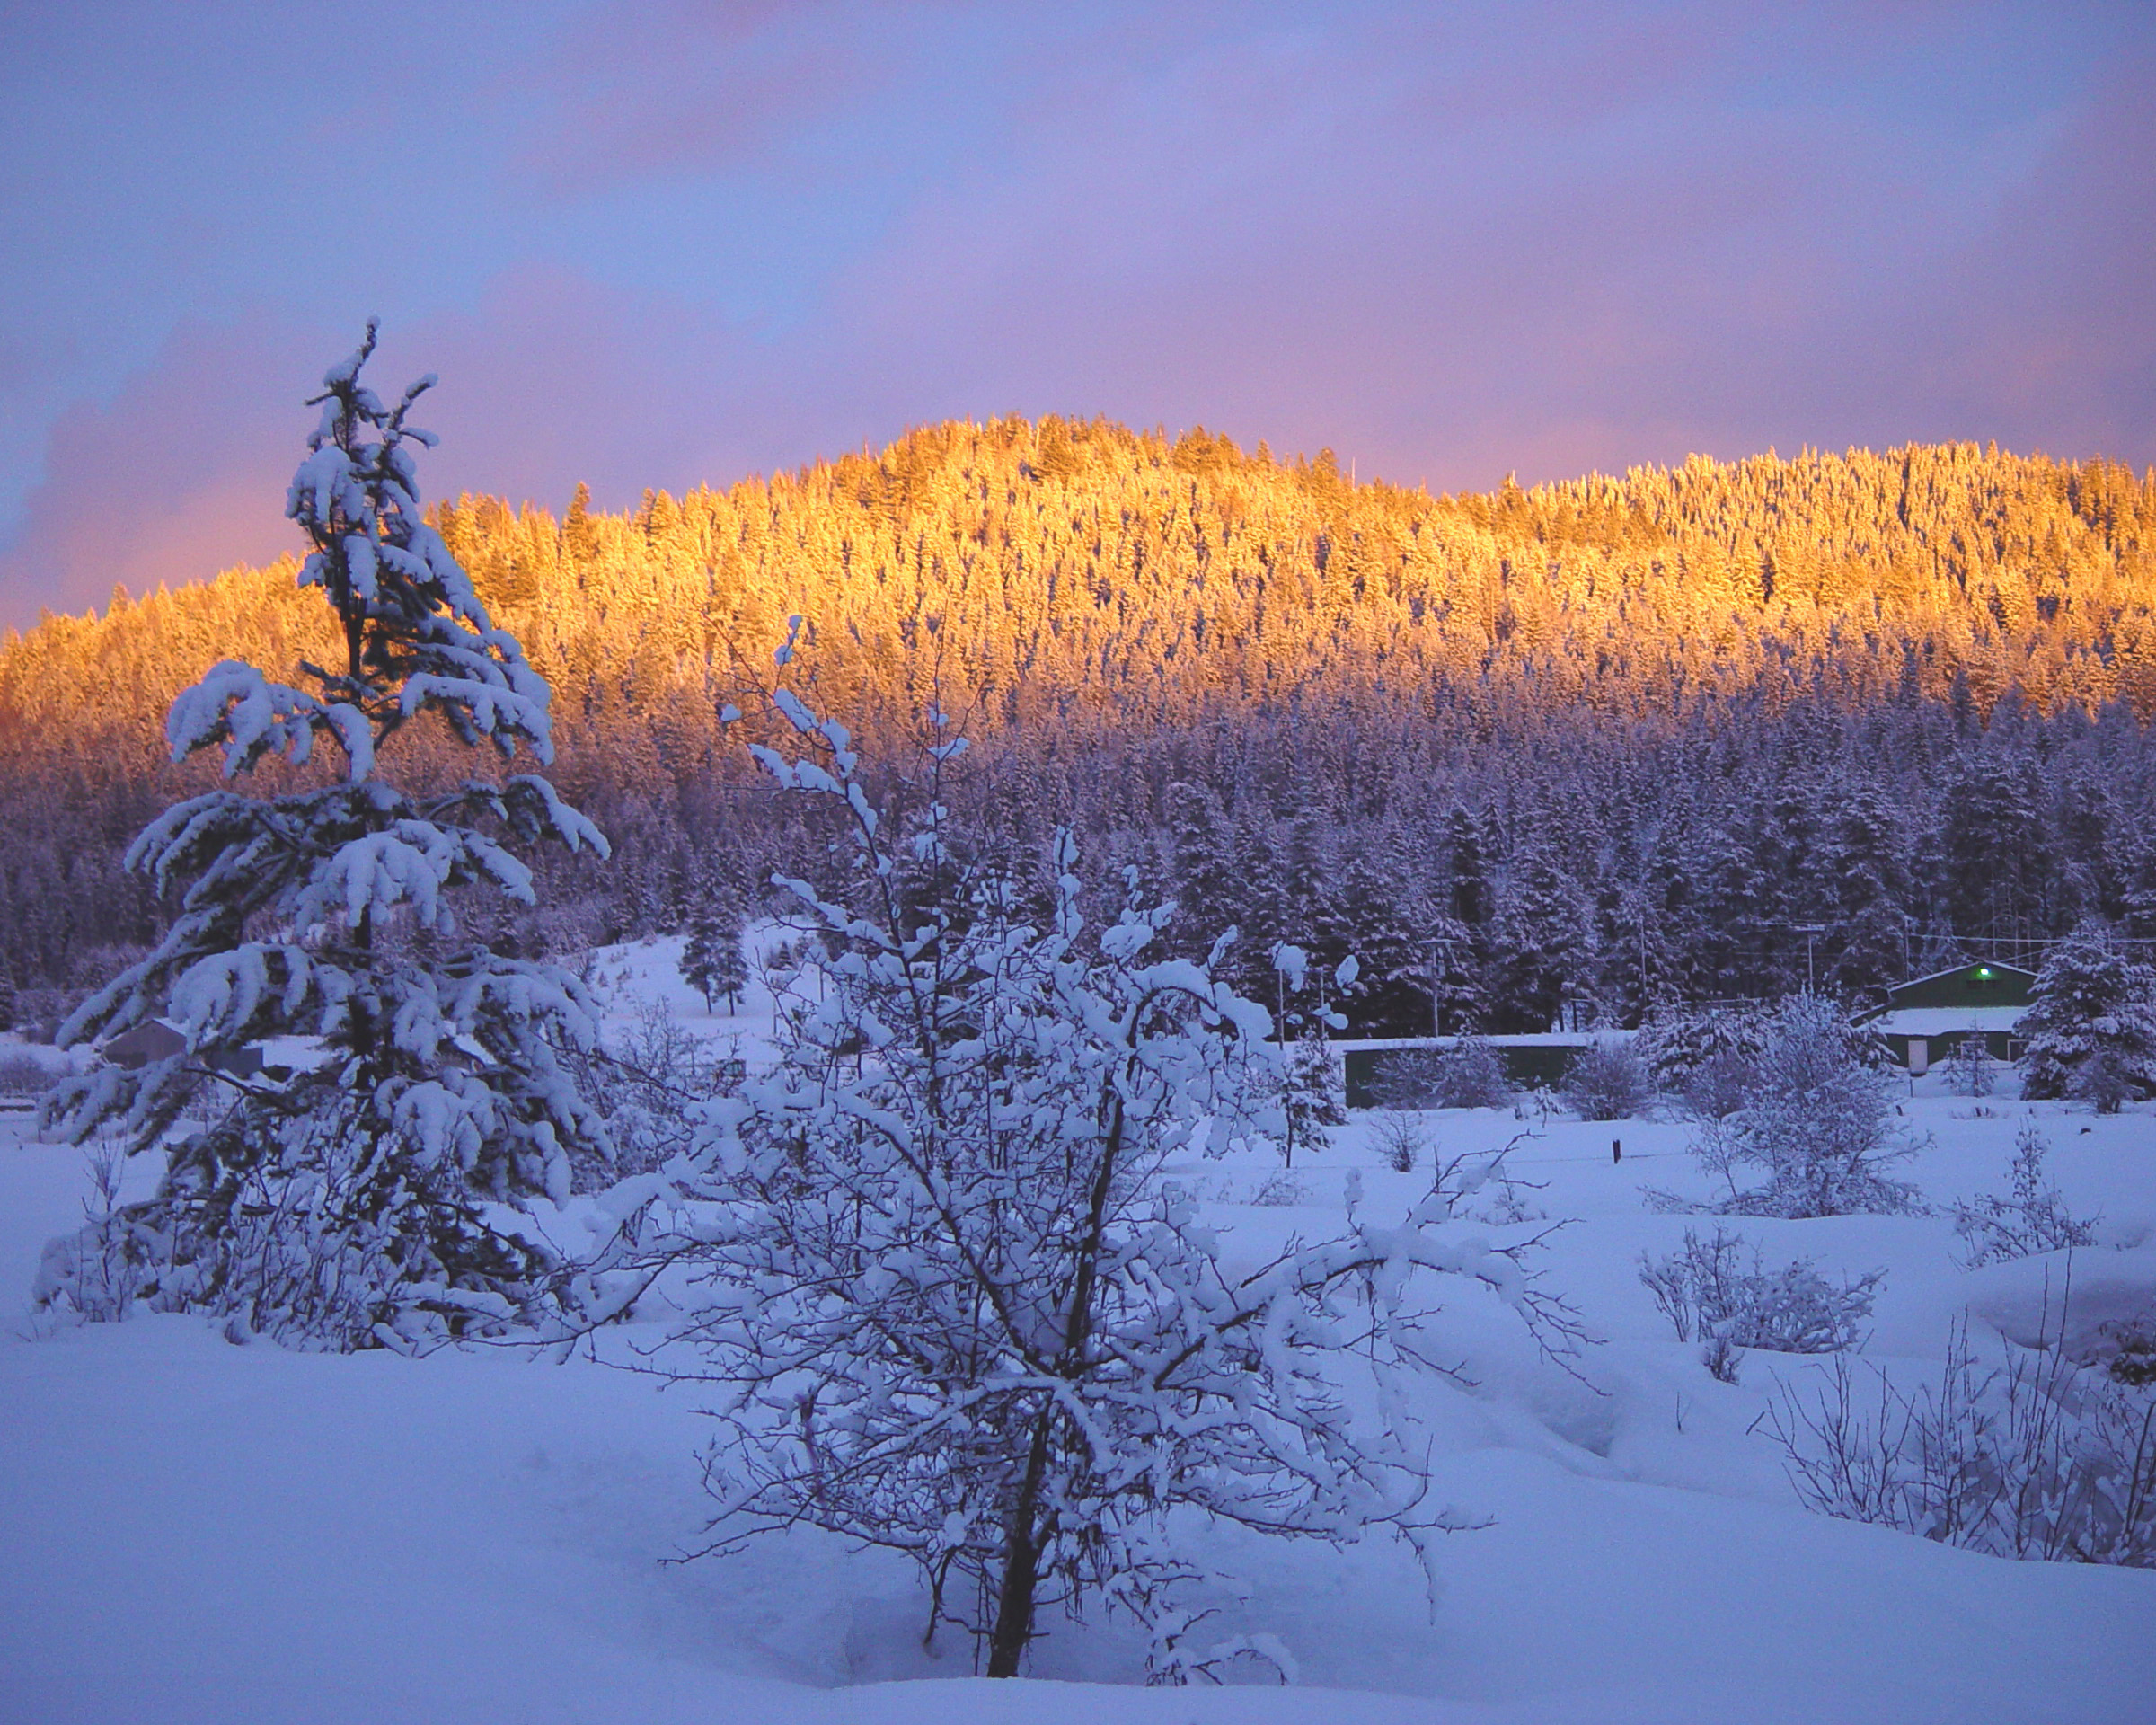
<box><xmin>1</xmin><ymin>429</ymin><xmax>2153</xmax><ymax>1022</ymax></box>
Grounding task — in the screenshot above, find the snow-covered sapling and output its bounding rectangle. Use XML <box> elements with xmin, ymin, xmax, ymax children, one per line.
<box><xmin>1944</xmin><ymin>1031</ymin><xmax>1996</xmax><ymax>1099</ymax></box>
<box><xmin>33</xmin><ymin>325</ymin><xmax>609</xmax><ymax>1350</ymax></box>
<box><xmin>678</xmin><ymin>891</ymin><xmax>747</xmax><ymax>1014</ymax></box>
<box><xmin>633</xmin><ymin>691</ymin><xmax>1583</xmax><ymax>1682</ymax></box>
<box><xmin>1272</xmin><ymin>943</ymin><xmax>1349</xmax><ymax>1166</ymax></box>
<box><xmin>1950</xmin><ymin>1121</ymin><xmax>2099</xmax><ymax>1267</ymax></box>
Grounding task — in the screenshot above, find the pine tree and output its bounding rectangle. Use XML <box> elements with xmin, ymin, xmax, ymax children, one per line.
<box><xmin>2018</xmin><ymin>923</ymin><xmax>2156</xmax><ymax>1112</ymax></box>
<box><xmin>679</xmin><ymin>889</ymin><xmax>747</xmax><ymax>1013</ymax></box>
<box><xmin>35</xmin><ymin>325</ymin><xmax>610</xmax><ymax>1349</ymax></box>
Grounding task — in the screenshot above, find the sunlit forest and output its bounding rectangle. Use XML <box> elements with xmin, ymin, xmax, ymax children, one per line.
<box><xmin>4</xmin><ymin>421</ymin><xmax>2153</xmax><ymax>1033</ymax></box>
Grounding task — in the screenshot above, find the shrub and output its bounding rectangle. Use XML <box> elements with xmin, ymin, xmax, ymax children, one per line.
<box><xmin>1433</xmin><ymin>1037</ymin><xmax>1514</xmax><ymax>1109</ymax></box>
<box><xmin>1558</xmin><ymin>1038</ymin><xmax>1653</xmax><ymax>1119</ymax></box>
<box><xmin>1640</xmin><ymin>1226</ymin><xmax>1884</xmax><ymax>1383</ymax></box>
<box><xmin>1764</xmin><ymin>1320</ymin><xmax>2156</xmax><ymax>1568</ymax></box>
<box><xmin>1368</xmin><ymin>1110</ymin><xmax>1427</xmax><ymax>1172</ymax></box>
<box><xmin>1367</xmin><ymin>1039</ymin><xmax>1513</xmax><ymax>1110</ymax></box>
<box><xmin>0</xmin><ymin>1049</ymin><xmax>58</xmax><ymax>1098</ymax></box>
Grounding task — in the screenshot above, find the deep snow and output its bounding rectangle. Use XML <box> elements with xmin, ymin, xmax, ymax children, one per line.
<box><xmin>4</xmin><ymin>939</ymin><xmax>2154</xmax><ymax>1723</ymax></box>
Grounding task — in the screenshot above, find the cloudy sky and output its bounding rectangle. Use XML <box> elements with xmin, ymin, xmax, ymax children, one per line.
<box><xmin>0</xmin><ymin>0</ymin><xmax>2150</xmax><ymax>625</ymax></box>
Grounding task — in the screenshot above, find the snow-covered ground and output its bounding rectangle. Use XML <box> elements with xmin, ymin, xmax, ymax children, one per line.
<box><xmin>4</xmin><ymin>941</ymin><xmax>2155</xmax><ymax>1723</ymax></box>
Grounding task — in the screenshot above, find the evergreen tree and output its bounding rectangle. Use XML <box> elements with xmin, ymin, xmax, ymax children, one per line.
<box><xmin>2018</xmin><ymin>923</ymin><xmax>2156</xmax><ymax>1112</ymax></box>
<box><xmin>35</xmin><ymin>326</ymin><xmax>610</xmax><ymax>1349</ymax></box>
<box><xmin>1484</xmin><ymin>845</ymin><xmax>1595</xmax><ymax>1033</ymax></box>
<box><xmin>679</xmin><ymin>889</ymin><xmax>747</xmax><ymax>1013</ymax></box>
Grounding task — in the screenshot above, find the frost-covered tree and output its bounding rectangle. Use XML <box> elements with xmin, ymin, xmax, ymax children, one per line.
<box><xmin>33</xmin><ymin>326</ymin><xmax>609</xmax><ymax>1349</ymax></box>
<box><xmin>679</xmin><ymin>891</ymin><xmax>747</xmax><ymax>1013</ymax></box>
<box><xmin>1269</xmin><ymin>942</ymin><xmax>1350</xmax><ymax>1166</ymax></box>
<box><xmin>1683</xmin><ymin>995</ymin><xmax>1922</xmax><ymax>1217</ymax></box>
<box><xmin>1944</xmin><ymin>1030</ymin><xmax>1996</xmax><ymax>1098</ymax></box>
<box><xmin>1639</xmin><ymin>1004</ymin><xmax>1770</xmax><ymax>1120</ymax></box>
<box><xmin>2018</xmin><ymin>923</ymin><xmax>2156</xmax><ymax>1112</ymax></box>
<box><xmin>637</xmin><ymin>694</ymin><xmax>1578</xmax><ymax>1681</ymax></box>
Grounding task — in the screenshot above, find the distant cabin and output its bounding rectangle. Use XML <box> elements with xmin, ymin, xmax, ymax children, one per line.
<box><xmin>1856</xmin><ymin>961</ymin><xmax>2035</xmax><ymax>1073</ymax></box>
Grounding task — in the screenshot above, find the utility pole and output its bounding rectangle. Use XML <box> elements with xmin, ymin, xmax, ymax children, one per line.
<box><xmin>1796</xmin><ymin>924</ymin><xmax>1825</xmax><ymax>994</ymax></box>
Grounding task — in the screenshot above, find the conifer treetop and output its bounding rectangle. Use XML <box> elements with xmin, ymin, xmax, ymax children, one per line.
<box><xmin>171</xmin><ymin>320</ymin><xmax>557</xmax><ymax>787</ymax></box>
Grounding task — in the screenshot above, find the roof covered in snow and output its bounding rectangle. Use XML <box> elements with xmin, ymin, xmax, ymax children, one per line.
<box><xmin>1865</xmin><ymin>1006</ymin><xmax>2027</xmax><ymax>1037</ymax></box>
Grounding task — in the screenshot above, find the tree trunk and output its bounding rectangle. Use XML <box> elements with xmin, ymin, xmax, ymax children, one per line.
<box><xmin>985</xmin><ymin>1407</ymin><xmax>1055</xmax><ymax>1676</ymax></box>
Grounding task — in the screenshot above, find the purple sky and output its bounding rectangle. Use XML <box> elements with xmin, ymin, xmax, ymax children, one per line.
<box><xmin>1</xmin><ymin>1</ymin><xmax>2150</xmax><ymax>626</ymax></box>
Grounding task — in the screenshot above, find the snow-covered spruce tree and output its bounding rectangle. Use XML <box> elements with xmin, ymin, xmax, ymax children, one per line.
<box><xmin>2018</xmin><ymin>923</ymin><xmax>2156</xmax><ymax>1112</ymax></box>
<box><xmin>678</xmin><ymin>890</ymin><xmax>747</xmax><ymax>1013</ymax></box>
<box><xmin>645</xmin><ymin>694</ymin><xmax>1578</xmax><ymax>1681</ymax></box>
<box><xmin>34</xmin><ymin>325</ymin><xmax>608</xmax><ymax>1350</ymax></box>
<box><xmin>1268</xmin><ymin>942</ymin><xmax>1351</xmax><ymax>1167</ymax></box>
<box><xmin>1680</xmin><ymin>995</ymin><xmax>1922</xmax><ymax>1218</ymax></box>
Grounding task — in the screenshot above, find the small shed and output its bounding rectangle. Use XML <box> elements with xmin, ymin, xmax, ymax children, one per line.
<box><xmin>1857</xmin><ymin>960</ymin><xmax>2035</xmax><ymax>1073</ymax></box>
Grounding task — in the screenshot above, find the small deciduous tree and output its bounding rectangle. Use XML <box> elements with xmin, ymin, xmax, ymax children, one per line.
<box><xmin>33</xmin><ymin>326</ymin><xmax>609</xmax><ymax>1350</ymax></box>
<box><xmin>1680</xmin><ymin>995</ymin><xmax>1923</xmax><ymax>1217</ymax></box>
<box><xmin>634</xmin><ymin>694</ymin><xmax>1579</xmax><ymax>1681</ymax></box>
<box><xmin>2018</xmin><ymin>924</ymin><xmax>2156</xmax><ymax>1112</ymax></box>
<box><xmin>1950</xmin><ymin>1121</ymin><xmax>2099</xmax><ymax>1267</ymax></box>
<box><xmin>1943</xmin><ymin>1031</ymin><xmax>1995</xmax><ymax>1098</ymax></box>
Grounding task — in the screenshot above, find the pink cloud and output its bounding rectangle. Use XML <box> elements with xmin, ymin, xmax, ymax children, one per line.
<box><xmin>509</xmin><ymin>0</ymin><xmax>877</xmax><ymax>195</ymax></box>
<box><xmin>0</xmin><ymin>318</ymin><xmax>313</xmax><ymax>624</ymax></box>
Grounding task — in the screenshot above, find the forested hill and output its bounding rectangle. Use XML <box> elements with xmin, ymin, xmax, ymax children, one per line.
<box><xmin>3</xmin><ymin>425</ymin><xmax>2154</xmax><ymax>1028</ymax></box>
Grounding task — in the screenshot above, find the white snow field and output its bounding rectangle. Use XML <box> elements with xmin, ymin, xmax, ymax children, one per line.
<box><xmin>5</xmin><ymin>941</ymin><xmax>2155</xmax><ymax>1724</ymax></box>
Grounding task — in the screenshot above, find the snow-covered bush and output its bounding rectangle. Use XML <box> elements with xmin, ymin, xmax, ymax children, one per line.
<box><xmin>1765</xmin><ymin>1320</ymin><xmax>2156</xmax><ymax>1568</ymax></box>
<box><xmin>1372</xmin><ymin>1036</ymin><xmax>1516</xmax><ymax>1110</ymax></box>
<box><xmin>1367</xmin><ymin>1047</ymin><xmax>1441</xmax><ymax>1110</ymax></box>
<box><xmin>2018</xmin><ymin>924</ymin><xmax>2156</xmax><ymax>1112</ymax></box>
<box><xmin>33</xmin><ymin>327</ymin><xmax>609</xmax><ymax>1350</ymax></box>
<box><xmin>1640</xmin><ymin>1226</ymin><xmax>1883</xmax><ymax>1383</ymax></box>
<box><xmin>1677</xmin><ymin>995</ymin><xmax>1924</xmax><ymax>1217</ymax></box>
<box><xmin>632</xmin><ymin>693</ymin><xmax>1581</xmax><ymax>1681</ymax></box>
<box><xmin>0</xmin><ymin>1048</ymin><xmax>57</xmax><ymax>1098</ymax></box>
<box><xmin>1558</xmin><ymin>1037</ymin><xmax>1652</xmax><ymax>1120</ymax></box>
<box><xmin>1950</xmin><ymin>1121</ymin><xmax>2099</xmax><ymax>1267</ymax></box>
